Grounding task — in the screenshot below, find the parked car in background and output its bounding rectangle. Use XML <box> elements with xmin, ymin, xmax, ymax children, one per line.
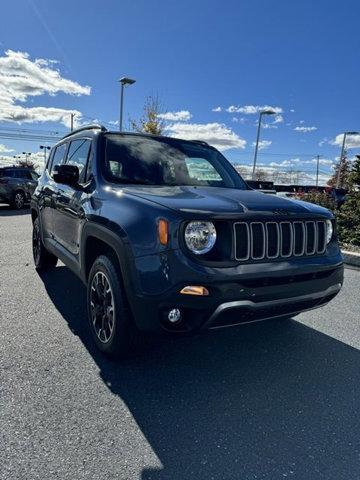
<box><xmin>0</xmin><ymin>167</ymin><xmax>39</xmax><ymax>209</ymax></box>
<box><xmin>31</xmin><ymin>125</ymin><xmax>343</xmax><ymax>358</ymax></box>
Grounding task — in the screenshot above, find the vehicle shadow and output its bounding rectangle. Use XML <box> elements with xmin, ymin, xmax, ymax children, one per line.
<box><xmin>0</xmin><ymin>204</ymin><xmax>30</xmax><ymax>216</ymax></box>
<box><xmin>40</xmin><ymin>265</ymin><xmax>360</xmax><ymax>480</ymax></box>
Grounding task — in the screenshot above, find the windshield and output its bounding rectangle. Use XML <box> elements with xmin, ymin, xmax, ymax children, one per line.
<box><xmin>104</xmin><ymin>134</ymin><xmax>246</xmax><ymax>189</ymax></box>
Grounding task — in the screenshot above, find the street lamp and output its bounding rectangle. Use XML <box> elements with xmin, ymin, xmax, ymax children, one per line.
<box><xmin>252</xmin><ymin>110</ymin><xmax>276</xmax><ymax>180</ymax></box>
<box><xmin>119</xmin><ymin>77</ymin><xmax>136</xmax><ymax>132</ymax></box>
<box><xmin>22</xmin><ymin>152</ymin><xmax>32</xmax><ymax>166</ymax></box>
<box><xmin>335</xmin><ymin>131</ymin><xmax>359</xmax><ymax>188</ymax></box>
<box><xmin>40</xmin><ymin>145</ymin><xmax>51</xmax><ymax>163</ymax></box>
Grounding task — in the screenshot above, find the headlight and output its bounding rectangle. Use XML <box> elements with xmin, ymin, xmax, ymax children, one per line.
<box><xmin>184</xmin><ymin>221</ymin><xmax>217</xmax><ymax>255</ymax></box>
<box><xmin>326</xmin><ymin>219</ymin><xmax>333</xmax><ymax>244</ymax></box>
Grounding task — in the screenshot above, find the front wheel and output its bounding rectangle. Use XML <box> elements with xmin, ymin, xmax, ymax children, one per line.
<box><xmin>32</xmin><ymin>218</ymin><xmax>58</xmax><ymax>270</ymax></box>
<box><xmin>87</xmin><ymin>255</ymin><xmax>141</xmax><ymax>358</ymax></box>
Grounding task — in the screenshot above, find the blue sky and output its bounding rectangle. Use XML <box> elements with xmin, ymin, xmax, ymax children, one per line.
<box><xmin>0</xmin><ymin>0</ymin><xmax>359</xmax><ymax>181</ymax></box>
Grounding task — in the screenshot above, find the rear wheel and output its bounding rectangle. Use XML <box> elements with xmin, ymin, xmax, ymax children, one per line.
<box><xmin>32</xmin><ymin>218</ymin><xmax>58</xmax><ymax>270</ymax></box>
<box><xmin>87</xmin><ymin>255</ymin><xmax>141</xmax><ymax>358</ymax></box>
<box><xmin>11</xmin><ymin>191</ymin><xmax>25</xmax><ymax>209</ymax></box>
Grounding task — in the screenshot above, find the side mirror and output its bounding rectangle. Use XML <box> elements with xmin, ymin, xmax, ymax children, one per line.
<box><xmin>53</xmin><ymin>164</ymin><xmax>79</xmax><ymax>186</ymax></box>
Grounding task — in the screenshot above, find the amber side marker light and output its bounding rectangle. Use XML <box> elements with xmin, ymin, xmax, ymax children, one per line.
<box><xmin>180</xmin><ymin>286</ymin><xmax>209</xmax><ymax>296</ymax></box>
<box><xmin>158</xmin><ymin>219</ymin><xmax>169</xmax><ymax>245</ymax></box>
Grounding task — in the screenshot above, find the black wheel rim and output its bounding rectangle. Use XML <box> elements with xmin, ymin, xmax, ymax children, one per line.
<box><xmin>90</xmin><ymin>271</ymin><xmax>115</xmax><ymax>343</ymax></box>
<box><xmin>15</xmin><ymin>193</ymin><xmax>24</xmax><ymax>209</ymax></box>
<box><xmin>32</xmin><ymin>225</ymin><xmax>41</xmax><ymax>264</ymax></box>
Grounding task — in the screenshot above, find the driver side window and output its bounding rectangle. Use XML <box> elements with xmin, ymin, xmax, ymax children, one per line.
<box><xmin>49</xmin><ymin>143</ymin><xmax>67</xmax><ymax>176</ymax></box>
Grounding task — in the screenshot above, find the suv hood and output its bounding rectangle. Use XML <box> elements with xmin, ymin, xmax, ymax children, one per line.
<box><xmin>125</xmin><ymin>186</ymin><xmax>329</xmax><ymax>217</ymax></box>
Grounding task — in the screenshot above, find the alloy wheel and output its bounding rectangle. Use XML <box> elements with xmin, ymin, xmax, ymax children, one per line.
<box><xmin>32</xmin><ymin>225</ymin><xmax>41</xmax><ymax>265</ymax></box>
<box><xmin>90</xmin><ymin>271</ymin><xmax>115</xmax><ymax>343</ymax></box>
<box><xmin>14</xmin><ymin>193</ymin><xmax>24</xmax><ymax>209</ymax></box>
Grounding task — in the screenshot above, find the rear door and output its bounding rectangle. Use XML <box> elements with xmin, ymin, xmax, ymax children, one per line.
<box><xmin>0</xmin><ymin>169</ymin><xmax>15</xmax><ymax>201</ymax></box>
<box><xmin>53</xmin><ymin>138</ymin><xmax>92</xmax><ymax>255</ymax></box>
<box><xmin>23</xmin><ymin>170</ymin><xmax>39</xmax><ymax>197</ymax></box>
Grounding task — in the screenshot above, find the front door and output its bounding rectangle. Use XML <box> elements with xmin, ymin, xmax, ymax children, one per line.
<box><xmin>53</xmin><ymin>139</ymin><xmax>92</xmax><ymax>256</ymax></box>
<box><xmin>39</xmin><ymin>143</ymin><xmax>67</xmax><ymax>245</ymax></box>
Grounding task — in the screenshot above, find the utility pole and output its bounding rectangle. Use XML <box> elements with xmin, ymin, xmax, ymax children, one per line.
<box><xmin>70</xmin><ymin>113</ymin><xmax>75</xmax><ymax>132</ymax></box>
<box><xmin>315</xmin><ymin>155</ymin><xmax>320</xmax><ymax>188</ymax></box>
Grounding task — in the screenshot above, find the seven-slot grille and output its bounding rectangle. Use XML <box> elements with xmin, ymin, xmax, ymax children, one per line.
<box><xmin>234</xmin><ymin>220</ymin><xmax>327</xmax><ymax>261</ymax></box>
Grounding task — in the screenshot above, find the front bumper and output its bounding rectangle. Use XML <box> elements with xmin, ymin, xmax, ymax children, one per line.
<box><xmin>125</xmin><ymin>247</ymin><xmax>344</xmax><ymax>333</ymax></box>
<box><xmin>203</xmin><ymin>282</ymin><xmax>341</xmax><ymax>329</ymax></box>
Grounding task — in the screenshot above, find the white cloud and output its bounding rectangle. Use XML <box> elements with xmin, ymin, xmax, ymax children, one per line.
<box><xmin>158</xmin><ymin>110</ymin><xmax>192</xmax><ymax>122</ymax></box>
<box><xmin>226</xmin><ymin>104</ymin><xmax>283</xmax><ymax>114</ymax></box>
<box><xmin>0</xmin><ymin>150</ymin><xmax>46</xmax><ymax>171</ymax></box>
<box><xmin>233</xmin><ymin>163</ymin><xmax>332</xmax><ymax>185</ymax></box>
<box><xmin>165</xmin><ymin>122</ymin><xmax>246</xmax><ymax>151</ymax></box>
<box><xmin>294</xmin><ymin>126</ymin><xmax>317</xmax><ymax>132</ymax></box>
<box><xmin>0</xmin><ymin>144</ymin><xmax>14</xmax><ymax>153</ymax></box>
<box><xmin>0</xmin><ymin>49</ymin><xmax>90</xmax><ymax>127</ymax></box>
<box><xmin>252</xmin><ymin>140</ymin><xmax>272</xmax><ymax>150</ymax></box>
<box><xmin>273</xmin><ymin>114</ymin><xmax>284</xmax><ymax>124</ymax></box>
<box><xmin>269</xmin><ymin>157</ymin><xmax>335</xmax><ymax>168</ymax></box>
<box><xmin>318</xmin><ymin>137</ymin><xmax>328</xmax><ymax>147</ymax></box>
<box><xmin>212</xmin><ymin>106</ymin><xmax>222</xmax><ymax>112</ymax></box>
<box><xmin>290</xmin><ymin>109</ymin><xmax>295</xmax><ymax>113</ymax></box>
<box><xmin>232</xmin><ymin>117</ymin><xmax>246</xmax><ymax>124</ymax></box>
<box><xmin>332</xmin><ymin>133</ymin><xmax>360</xmax><ymax>149</ymax></box>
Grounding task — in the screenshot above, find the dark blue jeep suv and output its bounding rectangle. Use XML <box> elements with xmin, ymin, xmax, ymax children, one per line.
<box><xmin>31</xmin><ymin>125</ymin><xmax>343</xmax><ymax>357</ymax></box>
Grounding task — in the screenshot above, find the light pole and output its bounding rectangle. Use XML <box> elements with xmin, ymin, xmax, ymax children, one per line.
<box><xmin>22</xmin><ymin>152</ymin><xmax>31</xmax><ymax>167</ymax></box>
<box><xmin>252</xmin><ymin>110</ymin><xmax>276</xmax><ymax>180</ymax></box>
<box><xmin>335</xmin><ymin>131</ymin><xmax>359</xmax><ymax>188</ymax></box>
<box><xmin>315</xmin><ymin>155</ymin><xmax>320</xmax><ymax>188</ymax></box>
<box><xmin>40</xmin><ymin>145</ymin><xmax>51</xmax><ymax>164</ymax></box>
<box><xmin>119</xmin><ymin>77</ymin><xmax>136</xmax><ymax>132</ymax></box>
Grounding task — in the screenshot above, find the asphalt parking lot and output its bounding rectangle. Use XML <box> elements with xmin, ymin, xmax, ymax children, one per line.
<box><xmin>1</xmin><ymin>205</ymin><xmax>360</xmax><ymax>480</ymax></box>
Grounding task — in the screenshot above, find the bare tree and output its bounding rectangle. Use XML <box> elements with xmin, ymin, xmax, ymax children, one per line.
<box><xmin>130</xmin><ymin>95</ymin><xmax>165</xmax><ymax>135</ymax></box>
<box><xmin>16</xmin><ymin>159</ymin><xmax>36</xmax><ymax>169</ymax></box>
<box><xmin>254</xmin><ymin>169</ymin><xmax>267</xmax><ymax>181</ymax></box>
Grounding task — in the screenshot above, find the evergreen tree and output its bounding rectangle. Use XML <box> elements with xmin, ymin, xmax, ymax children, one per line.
<box><xmin>350</xmin><ymin>155</ymin><xmax>360</xmax><ymax>187</ymax></box>
<box><xmin>327</xmin><ymin>149</ymin><xmax>352</xmax><ymax>188</ymax></box>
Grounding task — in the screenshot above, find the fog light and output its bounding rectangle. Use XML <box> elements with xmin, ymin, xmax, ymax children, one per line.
<box><xmin>168</xmin><ymin>308</ymin><xmax>181</xmax><ymax>323</ymax></box>
<box><xmin>180</xmin><ymin>285</ymin><xmax>209</xmax><ymax>296</ymax></box>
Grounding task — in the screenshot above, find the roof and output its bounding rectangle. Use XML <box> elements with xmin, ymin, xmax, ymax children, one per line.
<box><xmin>58</xmin><ymin>124</ymin><xmax>211</xmax><ymax>147</ymax></box>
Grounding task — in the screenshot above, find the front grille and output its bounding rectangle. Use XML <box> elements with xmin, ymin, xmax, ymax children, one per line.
<box><xmin>234</xmin><ymin>220</ymin><xmax>327</xmax><ymax>261</ymax></box>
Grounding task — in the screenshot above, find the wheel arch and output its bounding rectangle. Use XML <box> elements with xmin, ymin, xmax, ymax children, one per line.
<box><xmin>81</xmin><ymin>222</ymin><xmax>132</xmax><ymax>284</ymax></box>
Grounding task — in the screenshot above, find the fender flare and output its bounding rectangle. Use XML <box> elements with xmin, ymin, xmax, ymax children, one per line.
<box><xmin>80</xmin><ymin>221</ymin><xmax>133</xmax><ymax>287</ymax></box>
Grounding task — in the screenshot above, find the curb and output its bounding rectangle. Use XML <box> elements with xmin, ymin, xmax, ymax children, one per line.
<box><xmin>341</xmin><ymin>250</ymin><xmax>360</xmax><ymax>268</ymax></box>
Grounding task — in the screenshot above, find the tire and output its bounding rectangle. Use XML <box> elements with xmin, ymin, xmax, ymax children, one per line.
<box><xmin>87</xmin><ymin>255</ymin><xmax>141</xmax><ymax>358</ymax></box>
<box><xmin>32</xmin><ymin>218</ymin><xmax>58</xmax><ymax>270</ymax></box>
<box><xmin>11</xmin><ymin>191</ymin><xmax>26</xmax><ymax>210</ymax></box>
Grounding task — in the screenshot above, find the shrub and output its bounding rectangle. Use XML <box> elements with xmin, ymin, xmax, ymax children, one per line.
<box><xmin>336</xmin><ymin>193</ymin><xmax>360</xmax><ymax>247</ymax></box>
<box><xmin>296</xmin><ymin>191</ymin><xmax>360</xmax><ymax>247</ymax></box>
<box><xmin>296</xmin><ymin>191</ymin><xmax>336</xmax><ymax>210</ymax></box>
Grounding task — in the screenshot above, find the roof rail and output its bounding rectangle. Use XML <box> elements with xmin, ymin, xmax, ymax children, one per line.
<box><xmin>190</xmin><ymin>140</ymin><xmax>209</xmax><ymax>146</ymax></box>
<box><xmin>61</xmin><ymin>124</ymin><xmax>107</xmax><ymax>140</ymax></box>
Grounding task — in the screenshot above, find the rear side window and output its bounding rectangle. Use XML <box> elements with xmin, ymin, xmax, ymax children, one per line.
<box><xmin>50</xmin><ymin>143</ymin><xmax>67</xmax><ymax>175</ymax></box>
<box><xmin>66</xmin><ymin>139</ymin><xmax>91</xmax><ymax>180</ymax></box>
<box><xmin>0</xmin><ymin>170</ymin><xmax>14</xmax><ymax>177</ymax></box>
<box><xmin>18</xmin><ymin>170</ymin><xmax>33</xmax><ymax>179</ymax></box>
